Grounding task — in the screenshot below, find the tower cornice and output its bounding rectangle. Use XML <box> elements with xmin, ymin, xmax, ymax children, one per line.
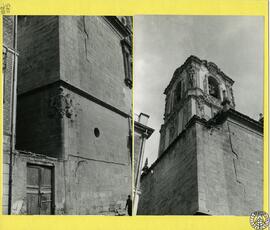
<box><xmin>164</xmin><ymin>55</ymin><xmax>234</xmax><ymax>95</ymax></box>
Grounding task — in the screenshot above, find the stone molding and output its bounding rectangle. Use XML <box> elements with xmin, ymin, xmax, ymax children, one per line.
<box><xmin>164</xmin><ymin>55</ymin><xmax>234</xmax><ymax>95</ymax></box>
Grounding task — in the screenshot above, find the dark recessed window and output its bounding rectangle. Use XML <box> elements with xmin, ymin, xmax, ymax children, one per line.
<box><xmin>121</xmin><ymin>37</ymin><xmax>132</xmax><ymax>88</ymax></box>
<box><xmin>208</xmin><ymin>76</ymin><xmax>220</xmax><ymax>99</ymax></box>
<box><xmin>174</xmin><ymin>81</ymin><xmax>182</xmax><ymax>104</ymax></box>
<box><xmin>94</xmin><ymin>128</ymin><xmax>100</xmax><ymax>137</ymax></box>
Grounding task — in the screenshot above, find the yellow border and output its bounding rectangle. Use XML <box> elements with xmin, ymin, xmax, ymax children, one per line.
<box><xmin>0</xmin><ymin>0</ymin><xmax>268</xmax><ymax>229</ymax></box>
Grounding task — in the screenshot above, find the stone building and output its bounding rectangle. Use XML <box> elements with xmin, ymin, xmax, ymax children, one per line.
<box><xmin>3</xmin><ymin>16</ymin><xmax>132</xmax><ymax>215</ymax></box>
<box><xmin>133</xmin><ymin>113</ymin><xmax>154</xmax><ymax>214</ymax></box>
<box><xmin>2</xmin><ymin>16</ymin><xmax>18</xmax><ymax>214</ymax></box>
<box><xmin>138</xmin><ymin>55</ymin><xmax>263</xmax><ymax>215</ymax></box>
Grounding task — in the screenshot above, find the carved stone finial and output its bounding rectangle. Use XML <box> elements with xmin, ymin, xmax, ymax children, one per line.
<box><xmin>144</xmin><ymin>158</ymin><xmax>148</xmax><ymax>167</ymax></box>
<box><xmin>142</xmin><ymin>158</ymin><xmax>149</xmax><ymax>175</ymax></box>
<box><xmin>259</xmin><ymin>113</ymin><xmax>263</xmax><ymax>123</ymax></box>
<box><xmin>221</xmin><ymin>92</ymin><xmax>231</xmax><ymax>112</ymax></box>
<box><xmin>203</xmin><ymin>75</ymin><xmax>208</xmax><ymax>93</ymax></box>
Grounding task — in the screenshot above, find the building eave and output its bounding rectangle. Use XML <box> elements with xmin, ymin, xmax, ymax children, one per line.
<box><xmin>103</xmin><ymin>16</ymin><xmax>132</xmax><ymax>38</ymax></box>
<box><xmin>134</xmin><ymin>121</ymin><xmax>155</xmax><ymax>139</ymax></box>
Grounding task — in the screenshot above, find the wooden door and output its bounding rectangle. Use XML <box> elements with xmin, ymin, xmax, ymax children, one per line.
<box><xmin>27</xmin><ymin>164</ymin><xmax>54</xmax><ymax>215</ymax></box>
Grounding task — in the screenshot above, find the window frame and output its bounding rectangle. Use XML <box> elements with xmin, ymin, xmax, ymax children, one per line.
<box><xmin>121</xmin><ymin>37</ymin><xmax>132</xmax><ymax>88</ymax></box>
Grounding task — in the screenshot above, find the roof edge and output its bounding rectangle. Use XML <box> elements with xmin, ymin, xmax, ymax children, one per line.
<box><xmin>164</xmin><ymin>55</ymin><xmax>234</xmax><ymax>95</ymax></box>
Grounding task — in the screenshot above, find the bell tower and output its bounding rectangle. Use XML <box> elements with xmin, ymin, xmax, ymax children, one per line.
<box><xmin>158</xmin><ymin>55</ymin><xmax>235</xmax><ymax>156</ymax></box>
<box><xmin>138</xmin><ymin>55</ymin><xmax>263</xmax><ymax>216</ymax></box>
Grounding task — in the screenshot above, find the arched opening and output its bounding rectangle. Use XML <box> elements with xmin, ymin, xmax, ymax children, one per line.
<box><xmin>208</xmin><ymin>76</ymin><xmax>220</xmax><ymax>99</ymax></box>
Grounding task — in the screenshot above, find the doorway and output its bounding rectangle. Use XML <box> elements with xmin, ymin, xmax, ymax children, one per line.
<box><xmin>26</xmin><ymin>164</ymin><xmax>54</xmax><ymax>215</ymax></box>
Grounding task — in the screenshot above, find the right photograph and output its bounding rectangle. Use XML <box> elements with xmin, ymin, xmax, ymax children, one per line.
<box><xmin>133</xmin><ymin>16</ymin><xmax>264</xmax><ymax>216</ymax></box>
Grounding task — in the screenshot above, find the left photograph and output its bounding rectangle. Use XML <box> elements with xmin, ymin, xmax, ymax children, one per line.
<box><xmin>2</xmin><ymin>16</ymin><xmax>133</xmax><ymax>215</ymax></box>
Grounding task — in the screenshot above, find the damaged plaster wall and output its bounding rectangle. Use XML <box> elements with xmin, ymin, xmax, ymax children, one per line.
<box><xmin>11</xmin><ymin>152</ymin><xmax>65</xmax><ymax>215</ymax></box>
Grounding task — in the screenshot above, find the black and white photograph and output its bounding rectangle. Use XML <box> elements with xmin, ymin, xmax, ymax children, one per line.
<box><xmin>134</xmin><ymin>16</ymin><xmax>264</xmax><ymax>215</ymax></box>
<box><xmin>1</xmin><ymin>14</ymin><xmax>265</xmax><ymax>217</ymax></box>
<box><xmin>3</xmin><ymin>16</ymin><xmax>133</xmax><ymax>215</ymax></box>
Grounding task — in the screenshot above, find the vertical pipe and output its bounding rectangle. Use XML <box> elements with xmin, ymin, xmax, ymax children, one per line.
<box><xmin>8</xmin><ymin>15</ymin><xmax>18</xmax><ymax>214</ymax></box>
<box><xmin>60</xmin><ymin>87</ymin><xmax>67</xmax><ymax>214</ymax></box>
<box><xmin>133</xmin><ymin>133</ymin><xmax>146</xmax><ymax>215</ymax></box>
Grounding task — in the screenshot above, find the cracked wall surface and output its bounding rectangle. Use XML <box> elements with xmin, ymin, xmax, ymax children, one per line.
<box><xmin>138</xmin><ymin>117</ymin><xmax>263</xmax><ymax>215</ymax></box>
<box><xmin>196</xmin><ymin>119</ymin><xmax>263</xmax><ymax>215</ymax></box>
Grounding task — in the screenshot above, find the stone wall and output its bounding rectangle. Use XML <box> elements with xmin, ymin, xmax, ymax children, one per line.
<box><xmin>61</xmin><ymin>87</ymin><xmax>132</xmax><ymax>214</ymax></box>
<box><xmin>64</xmin><ymin>156</ymin><xmax>130</xmax><ymax>214</ymax></box>
<box><xmin>11</xmin><ymin>152</ymin><xmax>65</xmax><ymax>214</ymax></box>
<box><xmin>2</xmin><ymin>16</ymin><xmax>15</xmax><ymax>214</ymax></box>
<box><xmin>138</xmin><ymin>116</ymin><xmax>263</xmax><ymax>215</ymax></box>
<box><xmin>138</xmin><ymin>123</ymin><xmax>198</xmax><ymax>215</ymax></box>
<box><xmin>3</xmin><ymin>16</ymin><xmax>14</xmax><ymax>134</ymax></box>
<box><xmin>64</xmin><ymin>88</ymin><xmax>131</xmax><ymax>164</ymax></box>
<box><xmin>14</xmin><ymin>16</ymin><xmax>132</xmax><ymax>215</ymax></box>
<box><xmin>59</xmin><ymin>16</ymin><xmax>131</xmax><ymax>114</ymax></box>
<box><xmin>17</xmin><ymin>16</ymin><xmax>60</xmax><ymax>94</ymax></box>
<box><xmin>197</xmin><ymin>119</ymin><xmax>263</xmax><ymax>215</ymax></box>
<box><xmin>16</xmin><ymin>85</ymin><xmax>62</xmax><ymax>158</ymax></box>
<box><xmin>11</xmin><ymin>149</ymin><xmax>131</xmax><ymax>215</ymax></box>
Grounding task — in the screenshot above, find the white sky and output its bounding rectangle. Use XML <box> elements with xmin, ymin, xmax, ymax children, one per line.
<box><xmin>134</xmin><ymin>16</ymin><xmax>264</xmax><ymax>165</ymax></box>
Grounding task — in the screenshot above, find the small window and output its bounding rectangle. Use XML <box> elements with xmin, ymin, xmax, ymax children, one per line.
<box><xmin>208</xmin><ymin>76</ymin><xmax>220</xmax><ymax>99</ymax></box>
<box><xmin>94</xmin><ymin>128</ymin><xmax>100</xmax><ymax>137</ymax></box>
<box><xmin>121</xmin><ymin>37</ymin><xmax>132</xmax><ymax>88</ymax></box>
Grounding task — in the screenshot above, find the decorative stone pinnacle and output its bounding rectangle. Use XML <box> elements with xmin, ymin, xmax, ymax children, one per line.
<box><xmin>142</xmin><ymin>158</ymin><xmax>149</xmax><ymax>175</ymax></box>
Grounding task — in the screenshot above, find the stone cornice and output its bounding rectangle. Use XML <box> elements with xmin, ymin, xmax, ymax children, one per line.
<box><xmin>164</xmin><ymin>55</ymin><xmax>234</xmax><ymax>95</ymax></box>
<box><xmin>121</xmin><ymin>36</ymin><xmax>132</xmax><ymax>50</ymax></box>
<box><xmin>212</xmin><ymin>108</ymin><xmax>263</xmax><ymax>134</ymax></box>
<box><xmin>18</xmin><ymin>80</ymin><xmax>132</xmax><ymax>119</ymax></box>
<box><xmin>103</xmin><ymin>16</ymin><xmax>132</xmax><ymax>38</ymax></box>
<box><xmin>163</xmin><ymin>89</ymin><xmax>222</xmax><ymax>125</ymax></box>
<box><xmin>142</xmin><ymin>109</ymin><xmax>263</xmax><ymax>179</ymax></box>
<box><xmin>14</xmin><ymin>150</ymin><xmax>58</xmax><ymax>162</ymax></box>
<box><xmin>134</xmin><ymin>121</ymin><xmax>155</xmax><ymax>139</ymax></box>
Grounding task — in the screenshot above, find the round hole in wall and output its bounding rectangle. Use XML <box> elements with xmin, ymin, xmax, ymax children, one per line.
<box><xmin>94</xmin><ymin>128</ymin><xmax>100</xmax><ymax>137</ymax></box>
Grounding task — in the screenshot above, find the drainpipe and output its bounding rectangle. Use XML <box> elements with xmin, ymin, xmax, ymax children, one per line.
<box><xmin>8</xmin><ymin>16</ymin><xmax>18</xmax><ymax>214</ymax></box>
<box><xmin>133</xmin><ymin>133</ymin><xmax>146</xmax><ymax>215</ymax></box>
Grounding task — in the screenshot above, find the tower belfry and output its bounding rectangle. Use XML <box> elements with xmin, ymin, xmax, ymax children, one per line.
<box><xmin>158</xmin><ymin>55</ymin><xmax>235</xmax><ymax>156</ymax></box>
